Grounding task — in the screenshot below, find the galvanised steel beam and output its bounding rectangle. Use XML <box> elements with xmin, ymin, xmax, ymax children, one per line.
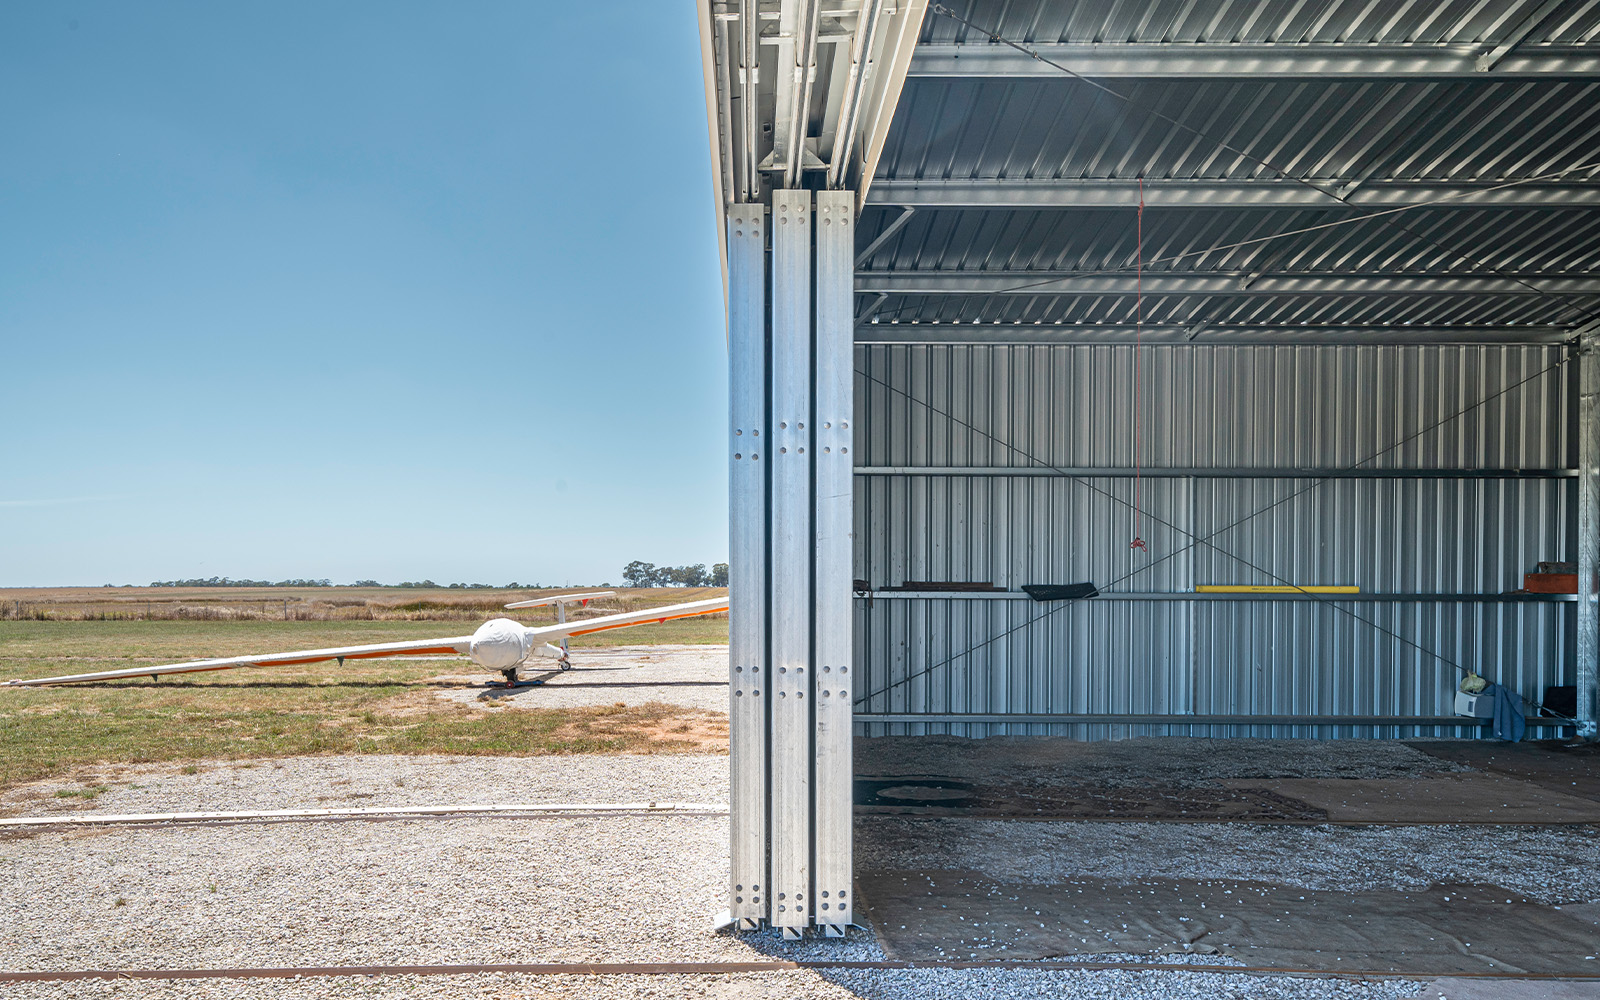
<box><xmin>725</xmin><ymin>205</ymin><xmax>768</xmax><ymax>931</ymax></box>
<box><xmin>907</xmin><ymin>43</ymin><xmax>1600</xmax><ymax>79</ymax></box>
<box><xmin>769</xmin><ymin>190</ymin><xmax>812</xmax><ymax>937</ymax></box>
<box><xmin>1581</xmin><ymin>325</ymin><xmax>1600</xmax><ymax>740</ymax></box>
<box><xmin>1478</xmin><ymin>0</ymin><xmax>1572</xmax><ymax>72</ymax></box>
<box><xmin>853</xmin><ymin>323</ymin><xmax>1577</xmax><ymax>345</ymax></box>
<box><xmin>812</xmin><ymin>191</ymin><xmax>853</xmax><ymax>937</ymax></box>
<box><xmin>853</xmin><ymin>466</ymin><xmax>1576</xmax><ymax>479</ymax></box>
<box><xmin>866</xmin><ymin>179</ymin><xmax>1600</xmax><ymax>210</ymax></box>
<box><xmin>855</xmin><ymin>272</ymin><xmax>1600</xmax><ymax>296</ymax></box>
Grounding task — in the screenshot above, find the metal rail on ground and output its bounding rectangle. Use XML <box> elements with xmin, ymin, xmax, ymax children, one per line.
<box><xmin>0</xmin><ymin>802</ymin><xmax>729</xmax><ymax>829</ymax></box>
<box><xmin>3</xmin><ymin>959</ymin><xmax>1598</xmax><ymax>983</ymax></box>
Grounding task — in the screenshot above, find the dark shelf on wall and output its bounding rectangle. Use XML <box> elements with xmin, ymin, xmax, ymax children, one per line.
<box><xmin>852</xmin><ymin>713</ymin><xmax>1576</xmax><ymax>729</ymax></box>
<box><xmin>854</xmin><ymin>466</ymin><xmax>1578</xmax><ymax>479</ymax></box>
<box><xmin>861</xmin><ymin>591</ymin><xmax>1578</xmax><ymax>603</ymax></box>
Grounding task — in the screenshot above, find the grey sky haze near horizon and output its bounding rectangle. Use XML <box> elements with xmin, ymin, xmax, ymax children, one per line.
<box><xmin>1</xmin><ymin>2</ymin><xmax>731</xmax><ymax>587</ymax></box>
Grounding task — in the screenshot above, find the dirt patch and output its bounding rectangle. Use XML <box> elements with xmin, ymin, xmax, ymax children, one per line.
<box><xmin>858</xmin><ymin>870</ymin><xmax>1600</xmax><ymax>973</ymax></box>
<box><xmin>367</xmin><ymin>683</ymin><xmax>477</xmax><ymax>719</ymax></box>
<box><xmin>858</xmin><ymin>736</ymin><xmax>1473</xmax><ymax>788</ymax></box>
<box><xmin>0</xmin><ymin>763</ymin><xmax>154</xmax><ymax>817</ymax></box>
<box><xmin>855</xmin><ymin>778</ymin><xmax>1327</xmax><ymax>821</ymax></box>
<box><xmin>545</xmin><ymin>705</ymin><xmax>729</xmax><ymax>754</ymax></box>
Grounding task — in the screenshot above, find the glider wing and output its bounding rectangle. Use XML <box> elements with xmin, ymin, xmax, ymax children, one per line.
<box><xmin>2</xmin><ymin>635</ymin><xmax>474</xmax><ymax>688</ymax></box>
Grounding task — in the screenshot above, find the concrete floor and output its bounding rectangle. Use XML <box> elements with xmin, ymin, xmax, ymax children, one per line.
<box><xmin>853</xmin><ymin>735</ymin><xmax>1600</xmax><ymax>978</ymax></box>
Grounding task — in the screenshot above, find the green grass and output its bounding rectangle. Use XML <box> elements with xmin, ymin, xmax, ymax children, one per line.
<box><xmin>0</xmin><ymin>618</ymin><xmax>729</xmax><ymax>792</ymax></box>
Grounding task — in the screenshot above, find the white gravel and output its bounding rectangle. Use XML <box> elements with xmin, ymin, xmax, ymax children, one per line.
<box><xmin>433</xmin><ymin>644</ymin><xmax>728</xmax><ymax>713</ymax></box>
<box><xmin>0</xmin><ymin>751</ymin><xmax>1570</xmax><ymax>1000</ymax></box>
<box><xmin>858</xmin><ymin>817</ymin><xmax>1600</xmax><ymax>904</ymax></box>
<box><xmin>821</xmin><ymin>968</ymin><xmax>1426</xmax><ymax>1000</ymax></box>
<box><xmin>0</xmin><ymin>754</ymin><xmax>882</xmax><ymax>976</ymax></box>
<box><xmin>1</xmin><ymin>755</ymin><xmax>730</xmax><ymax>818</ymax></box>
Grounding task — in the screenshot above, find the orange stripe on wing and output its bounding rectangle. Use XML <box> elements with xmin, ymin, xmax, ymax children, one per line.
<box><xmin>565</xmin><ymin>607</ymin><xmax>728</xmax><ymax>638</ymax></box>
<box><xmin>250</xmin><ymin>646</ymin><xmax>465</xmax><ymax>667</ymax></box>
<box><xmin>341</xmin><ymin>646</ymin><xmax>464</xmax><ymax>660</ymax></box>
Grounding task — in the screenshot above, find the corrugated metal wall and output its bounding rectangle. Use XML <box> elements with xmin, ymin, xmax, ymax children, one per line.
<box><xmin>853</xmin><ymin>343</ymin><xmax>1576</xmax><ymax>738</ymax></box>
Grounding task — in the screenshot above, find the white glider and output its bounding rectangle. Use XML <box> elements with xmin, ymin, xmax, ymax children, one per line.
<box><xmin>3</xmin><ymin>594</ymin><xmax>727</xmax><ymax>688</ymax></box>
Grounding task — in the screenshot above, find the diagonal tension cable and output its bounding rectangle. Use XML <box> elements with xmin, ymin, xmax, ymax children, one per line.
<box><xmin>851</xmin><ymin>350</ymin><xmax>1577</xmax><ymax>711</ymax></box>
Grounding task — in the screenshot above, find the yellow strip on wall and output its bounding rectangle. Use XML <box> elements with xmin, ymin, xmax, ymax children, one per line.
<box><xmin>1195</xmin><ymin>585</ymin><xmax>1360</xmax><ymax>594</ymax></box>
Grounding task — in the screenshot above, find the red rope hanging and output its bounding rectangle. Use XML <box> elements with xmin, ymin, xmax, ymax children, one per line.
<box><xmin>1131</xmin><ymin>177</ymin><xmax>1147</xmax><ymax>554</ymax></box>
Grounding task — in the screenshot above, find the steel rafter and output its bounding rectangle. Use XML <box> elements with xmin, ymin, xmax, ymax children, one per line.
<box><xmin>855</xmin><ymin>272</ymin><xmax>1600</xmax><ymax>296</ymax></box>
<box><xmin>866</xmin><ymin>179</ymin><xmax>1600</xmax><ymax>210</ymax></box>
<box><xmin>908</xmin><ymin>43</ymin><xmax>1600</xmax><ymax>79</ymax></box>
<box><xmin>852</xmin><ymin>323</ymin><xmax>1576</xmax><ymax>345</ymax></box>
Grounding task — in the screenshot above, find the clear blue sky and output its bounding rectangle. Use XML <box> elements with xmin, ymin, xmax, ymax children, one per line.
<box><xmin>0</xmin><ymin>2</ymin><xmax>729</xmax><ymax>588</ymax></box>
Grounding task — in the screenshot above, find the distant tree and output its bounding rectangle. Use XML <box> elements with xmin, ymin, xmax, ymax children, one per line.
<box><xmin>623</xmin><ymin>561</ymin><xmax>730</xmax><ymax>587</ymax></box>
<box><xmin>149</xmin><ymin>576</ymin><xmax>331</xmax><ymax>588</ymax></box>
<box><xmin>674</xmin><ymin>564</ymin><xmax>710</xmax><ymax>587</ymax></box>
<box><xmin>623</xmin><ymin>561</ymin><xmax>658</xmax><ymax>588</ymax></box>
<box><xmin>353</xmin><ymin>580</ymin><xmax>381</xmax><ymax>587</ymax></box>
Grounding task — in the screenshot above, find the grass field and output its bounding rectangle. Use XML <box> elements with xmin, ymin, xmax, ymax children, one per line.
<box><xmin>0</xmin><ymin>590</ymin><xmax>730</xmax><ymax>795</ymax></box>
<box><xmin>0</xmin><ymin>584</ymin><xmax>728</xmax><ymax>624</ymax></box>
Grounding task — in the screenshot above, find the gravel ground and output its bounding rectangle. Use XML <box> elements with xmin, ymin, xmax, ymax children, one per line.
<box><xmin>0</xmin><ymin>968</ymin><xmax>1428</xmax><ymax>1000</ymax></box>
<box><xmin>0</xmin><ymin>754</ymin><xmax>881</xmax><ymax>973</ymax></box>
<box><xmin>1</xmin><ymin>755</ymin><xmax>731</xmax><ymax>817</ymax></box>
<box><xmin>856</xmin><ymin>737</ymin><xmax>1472</xmax><ymax>788</ymax></box>
<box><xmin>858</xmin><ymin>817</ymin><xmax>1600</xmax><ymax>903</ymax></box>
<box><xmin>0</xmin><ymin>748</ymin><xmax>1574</xmax><ymax>1000</ymax></box>
<box><xmin>433</xmin><ymin>644</ymin><xmax>728</xmax><ymax>713</ymax></box>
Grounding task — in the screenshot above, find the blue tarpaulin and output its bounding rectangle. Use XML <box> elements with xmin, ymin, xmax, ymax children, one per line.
<box><xmin>1484</xmin><ymin>682</ymin><xmax>1526</xmax><ymax>742</ymax></box>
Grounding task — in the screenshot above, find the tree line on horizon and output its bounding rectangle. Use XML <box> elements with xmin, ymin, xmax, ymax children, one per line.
<box><xmin>137</xmin><ymin>568</ymin><xmax>731</xmax><ymax>589</ymax></box>
<box><xmin>621</xmin><ymin>561</ymin><xmax>729</xmax><ymax>588</ymax></box>
<box><xmin>143</xmin><ymin>577</ymin><xmax>559</xmax><ymax>590</ymax></box>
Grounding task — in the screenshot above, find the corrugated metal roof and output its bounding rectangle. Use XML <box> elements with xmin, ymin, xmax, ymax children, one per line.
<box><xmin>859</xmin><ymin>0</ymin><xmax>1600</xmax><ymax>343</ymax></box>
<box><xmin>876</xmin><ymin>77</ymin><xmax>1600</xmax><ymax>183</ymax></box>
<box><xmin>918</xmin><ymin>0</ymin><xmax>1600</xmax><ymax>46</ymax></box>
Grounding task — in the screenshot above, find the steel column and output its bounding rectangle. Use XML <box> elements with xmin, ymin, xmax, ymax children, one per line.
<box><xmin>726</xmin><ymin>206</ymin><xmax>768</xmax><ymax>926</ymax></box>
<box><xmin>769</xmin><ymin>190</ymin><xmax>813</xmax><ymax>936</ymax></box>
<box><xmin>1581</xmin><ymin>328</ymin><xmax>1600</xmax><ymax>739</ymax></box>
<box><xmin>813</xmin><ymin>191</ymin><xmax>854</xmax><ymax>935</ymax></box>
<box><xmin>726</xmin><ymin>190</ymin><xmax>857</xmax><ymax>937</ymax></box>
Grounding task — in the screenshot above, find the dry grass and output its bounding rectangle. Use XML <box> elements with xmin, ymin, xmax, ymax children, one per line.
<box><xmin>0</xmin><ymin>611</ymin><xmax>730</xmax><ymax>794</ymax></box>
<box><xmin>0</xmin><ymin>585</ymin><xmax>730</xmax><ymax>627</ymax></box>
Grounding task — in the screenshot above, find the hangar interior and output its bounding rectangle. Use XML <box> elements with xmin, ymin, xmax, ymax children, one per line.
<box><xmin>698</xmin><ymin>0</ymin><xmax>1600</xmax><ymax>940</ymax></box>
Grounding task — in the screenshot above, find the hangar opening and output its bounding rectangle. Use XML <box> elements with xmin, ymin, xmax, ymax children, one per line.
<box><xmin>698</xmin><ymin>0</ymin><xmax>1599</xmax><ymax>944</ymax></box>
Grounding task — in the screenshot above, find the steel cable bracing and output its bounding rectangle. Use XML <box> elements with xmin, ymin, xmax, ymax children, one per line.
<box><xmin>1130</xmin><ymin>176</ymin><xmax>1147</xmax><ymax>554</ymax></box>
<box><xmin>870</xmin><ymin>3</ymin><xmax>1600</xmax><ymax>329</ymax></box>
<box><xmin>847</xmin><ymin>4</ymin><xmax>1593</xmax><ymax>721</ymax></box>
<box><xmin>850</xmin><ymin>350</ymin><xmax>1580</xmax><ymax>720</ymax></box>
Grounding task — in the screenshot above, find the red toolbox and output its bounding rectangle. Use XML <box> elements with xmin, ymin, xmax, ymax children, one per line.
<box><xmin>1525</xmin><ymin>573</ymin><xmax>1578</xmax><ymax>594</ymax></box>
